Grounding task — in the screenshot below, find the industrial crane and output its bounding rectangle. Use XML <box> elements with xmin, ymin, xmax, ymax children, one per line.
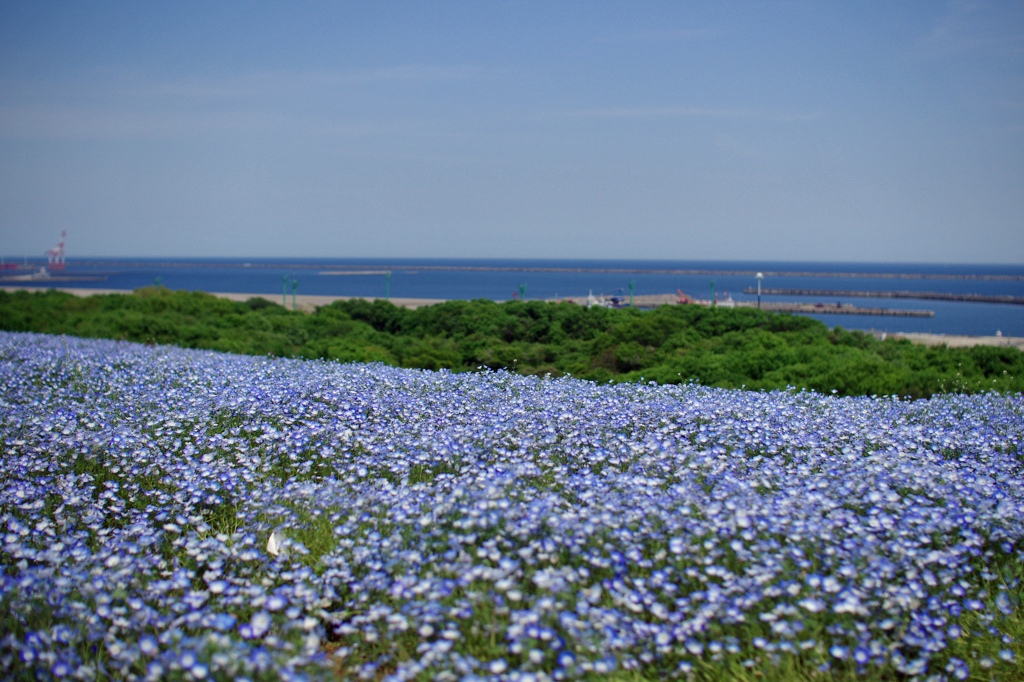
<box><xmin>45</xmin><ymin>231</ymin><xmax>66</xmax><ymax>269</ymax></box>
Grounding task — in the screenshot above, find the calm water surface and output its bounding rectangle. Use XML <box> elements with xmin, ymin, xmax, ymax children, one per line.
<box><xmin>7</xmin><ymin>258</ymin><xmax>1024</xmax><ymax>337</ymax></box>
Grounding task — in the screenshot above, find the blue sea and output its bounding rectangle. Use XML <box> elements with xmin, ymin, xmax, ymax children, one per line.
<box><xmin>6</xmin><ymin>257</ymin><xmax>1024</xmax><ymax>337</ymax></box>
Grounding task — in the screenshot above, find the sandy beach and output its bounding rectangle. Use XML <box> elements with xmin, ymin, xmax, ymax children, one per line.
<box><xmin>875</xmin><ymin>331</ymin><xmax>1024</xmax><ymax>351</ymax></box>
<box><xmin>0</xmin><ymin>286</ymin><xmax>445</xmax><ymax>312</ymax></box>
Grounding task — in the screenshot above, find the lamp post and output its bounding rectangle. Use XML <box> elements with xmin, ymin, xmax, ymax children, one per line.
<box><xmin>628</xmin><ymin>281</ymin><xmax>635</xmax><ymax>307</ymax></box>
<box><xmin>756</xmin><ymin>272</ymin><xmax>763</xmax><ymax>310</ymax></box>
<box><xmin>385</xmin><ymin>271</ymin><xmax>391</xmax><ymax>301</ymax></box>
<box><xmin>291</xmin><ymin>278</ymin><xmax>299</xmax><ymax>311</ymax></box>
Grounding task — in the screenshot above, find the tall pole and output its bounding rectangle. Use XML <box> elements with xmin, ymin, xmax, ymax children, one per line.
<box><xmin>710</xmin><ymin>280</ymin><xmax>716</xmax><ymax>306</ymax></box>
<box><xmin>385</xmin><ymin>271</ymin><xmax>391</xmax><ymax>301</ymax></box>
<box><xmin>283</xmin><ymin>275</ymin><xmax>288</xmax><ymax>307</ymax></box>
<box><xmin>756</xmin><ymin>272</ymin><xmax>763</xmax><ymax>310</ymax></box>
<box><xmin>629</xmin><ymin>281</ymin><xmax>634</xmax><ymax>307</ymax></box>
<box><xmin>291</xmin><ymin>278</ymin><xmax>298</xmax><ymax>311</ymax></box>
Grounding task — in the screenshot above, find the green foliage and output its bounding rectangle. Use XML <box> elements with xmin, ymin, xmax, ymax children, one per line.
<box><xmin>2</xmin><ymin>287</ymin><xmax>1022</xmax><ymax>398</ymax></box>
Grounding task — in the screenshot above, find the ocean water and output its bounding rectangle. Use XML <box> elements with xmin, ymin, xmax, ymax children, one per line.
<box><xmin>5</xmin><ymin>257</ymin><xmax>1024</xmax><ymax>337</ymax></box>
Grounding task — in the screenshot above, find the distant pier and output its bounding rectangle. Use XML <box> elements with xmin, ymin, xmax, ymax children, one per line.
<box><xmin>52</xmin><ymin>260</ymin><xmax>1024</xmax><ymax>281</ymax></box>
<box><xmin>0</xmin><ymin>271</ymin><xmax>107</xmax><ymax>284</ymax></box>
<box><xmin>738</xmin><ymin>301</ymin><xmax>934</xmax><ymax>317</ymax></box>
<box><xmin>744</xmin><ymin>288</ymin><xmax>1024</xmax><ymax>305</ymax></box>
<box><xmin>554</xmin><ymin>293</ymin><xmax>935</xmax><ymax>316</ymax></box>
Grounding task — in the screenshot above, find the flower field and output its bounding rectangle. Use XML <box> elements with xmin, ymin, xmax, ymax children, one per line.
<box><xmin>1</xmin><ymin>331</ymin><xmax>1022</xmax><ymax>681</ymax></box>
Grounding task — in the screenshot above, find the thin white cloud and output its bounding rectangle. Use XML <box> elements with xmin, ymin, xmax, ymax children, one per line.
<box><xmin>598</xmin><ymin>28</ymin><xmax>724</xmax><ymax>43</ymax></box>
<box><xmin>0</xmin><ymin>65</ymin><xmax>481</xmax><ymax>139</ymax></box>
<box><xmin>0</xmin><ymin>65</ymin><xmax>483</xmax><ymax>107</ymax></box>
<box><xmin>127</xmin><ymin>65</ymin><xmax>483</xmax><ymax>100</ymax></box>
<box><xmin>0</xmin><ymin>103</ymin><xmax>424</xmax><ymax>140</ymax></box>
<box><xmin>917</xmin><ymin>1</ymin><xmax>1024</xmax><ymax>57</ymax></box>
<box><xmin>983</xmin><ymin>123</ymin><xmax>1024</xmax><ymax>135</ymax></box>
<box><xmin>0</xmin><ymin>104</ymin><xmax>275</xmax><ymax>139</ymax></box>
<box><xmin>714</xmin><ymin>134</ymin><xmax>767</xmax><ymax>159</ymax></box>
<box><xmin>555</xmin><ymin>105</ymin><xmax>822</xmax><ymax>123</ymax></box>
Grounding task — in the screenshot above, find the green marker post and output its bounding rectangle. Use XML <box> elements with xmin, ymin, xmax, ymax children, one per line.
<box><xmin>291</xmin><ymin>278</ymin><xmax>298</xmax><ymax>311</ymax></box>
<box><xmin>385</xmin><ymin>271</ymin><xmax>391</xmax><ymax>301</ymax></box>
<box><xmin>629</xmin><ymin>281</ymin><xmax>634</xmax><ymax>307</ymax></box>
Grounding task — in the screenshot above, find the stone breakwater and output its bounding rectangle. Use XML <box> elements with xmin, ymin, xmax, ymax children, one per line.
<box><xmin>554</xmin><ymin>293</ymin><xmax>934</xmax><ymax>317</ymax></box>
<box><xmin>744</xmin><ymin>288</ymin><xmax>1024</xmax><ymax>306</ymax></box>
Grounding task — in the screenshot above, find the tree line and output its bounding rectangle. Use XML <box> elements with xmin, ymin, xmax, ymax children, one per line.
<box><xmin>2</xmin><ymin>287</ymin><xmax>1021</xmax><ymax>398</ymax></box>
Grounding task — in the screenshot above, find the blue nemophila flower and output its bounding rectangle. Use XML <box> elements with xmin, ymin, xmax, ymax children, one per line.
<box><xmin>1</xmin><ymin>331</ymin><xmax>1022</xmax><ymax>680</ymax></box>
<box><xmin>997</xmin><ymin>591</ymin><xmax>1014</xmax><ymax>615</ymax></box>
<box><xmin>965</xmin><ymin>598</ymin><xmax>986</xmax><ymax>611</ymax></box>
<box><xmin>138</xmin><ymin>635</ymin><xmax>159</xmax><ymax>656</ymax></box>
<box><xmin>179</xmin><ymin>650</ymin><xmax>199</xmax><ymax>668</ymax></box>
<box><xmin>946</xmin><ymin>657</ymin><xmax>970</xmax><ymax>680</ymax></box>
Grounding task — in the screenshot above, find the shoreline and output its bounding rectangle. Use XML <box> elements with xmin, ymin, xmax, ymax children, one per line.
<box><xmin>3</xmin><ymin>285</ymin><xmax>1022</xmax><ymax>350</ymax></box>
<box><xmin>867</xmin><ymin>331</ymin><xmax>1024</xmax><ymax>351</ymax></box>
<box><xmin>0</xmin><ymin>286</ymin><xmax>446</xmax><ymax>312</ymax></box>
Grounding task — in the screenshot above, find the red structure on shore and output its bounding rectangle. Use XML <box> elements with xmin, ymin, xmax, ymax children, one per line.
<box><xmin>45</xmin><ymin>231</ymin><xmax>66</xmax><ymax>269</ymax></box>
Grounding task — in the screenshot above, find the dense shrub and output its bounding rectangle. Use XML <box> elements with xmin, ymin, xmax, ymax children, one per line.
<box><xmin>1</xmin><ymin>287</ymin><xmax>1022</xmax><ymax>397</ymax></box>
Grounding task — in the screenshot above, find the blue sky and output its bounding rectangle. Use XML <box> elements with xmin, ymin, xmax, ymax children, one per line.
<box><xmin>1</xmin><ymin>1</ymin><xmax>1022</xmax><ymax>262</ymax></box>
